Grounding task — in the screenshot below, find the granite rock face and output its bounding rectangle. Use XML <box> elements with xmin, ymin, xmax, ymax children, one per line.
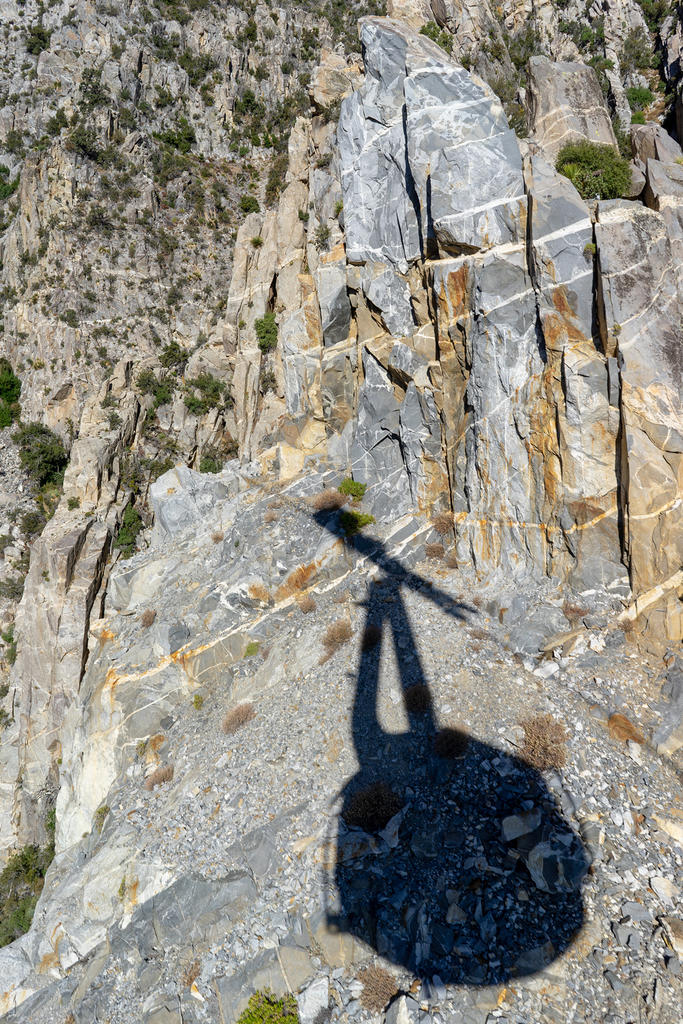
<box><xmin>526</xmin><ymin>56</ymin><xmax>618</xmax><ymax>161</ymax></box>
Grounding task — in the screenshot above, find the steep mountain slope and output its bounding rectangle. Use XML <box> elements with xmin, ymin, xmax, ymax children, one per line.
<box><xmin>0</xmin><ymin>2</ymin><xmax>681</xmax><ymax>1022</ymax></box>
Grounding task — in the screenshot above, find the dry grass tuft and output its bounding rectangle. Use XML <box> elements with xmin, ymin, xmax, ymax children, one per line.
<box><xmin>425</xmin><ymin>542</ymin><xmax>445</xmax><ymax>560</ymax></box>
<box><xmin>434</xmin><ymin>727</ymin><xmax>469</xmax><ymax>759</ymax></box>
<box><xmin>296</xmin><ymin>593</ymin><xmax>316</xmax><ymax>614</ymax></box>
<box><xmin>181</xmin><ymin>960</ymin><xmax>201</xmax><ymax>988</ymax></box>
<box><xmin>276</xmin><ymin>563</ymin><xmax>316</xmax><ymax>600</ymax></box>
<box><xmin>144</xmin><ymin>764</ymin><xmax>174</xmax><ymax>791</ymax></box>
<box><xmin>222</xmin><ymin>702</ymin><xmax>256</xmax><ymax>735</ymax></box>
<box><xmin>444</xmin><ymin>551</ymin><xmax>458</xmax><ymax>569</ymax></box>
<box><xmin>149</xmin><ymin>733</ymin><xmax>165</xmax><ymax>754</ymax></box>
<box><xmin>320</xmin><ymin>617</ymin><xmax>353</xmax><ymax>662</ymax></box>
<box><xmin>263</xmin><ymin>510</ymin><xmax>277</xmax><ymax>524</ymax></box>
<box><xmin>140</xmin><ymin>609</ymin><xmax>156</xmax><ymax>628</ymax></box>
<box><xmin>311</xmin><ymin>488</ymin><xmax>348</xmax><ymax>512</ymax></box>
<box><xmin>431</xmin><ymin>512</ymin><xmax>453</xmax><ymax>536</ymax></box>
<box><xmin>361</xmin><ymin>623</ymin><xmax>382</xmax><ymax>651</ymax></box>
<box><xmin>211</xmin><ymin>530</ymin><xmax>225</xmax><ymax>543</ymax></box>
<box><xmin>404</xmin><ymin>684</ymin><xmax>432</xmax><ymax>713</ymax></box>
<box><xmin>520</xmin><ymin>713</ymin><xmax>567</xmax><ymax>771</ymax></box>
<box><xmin>358</xmin><ymin>964</ymin><xmax>399</xmax><ymax>1012</ymax></box>
<box><xmin>343</xmin><ymin>782</ymin><xmax>403</xmax><ymax>832</ymax></box>
<box><xmin>248</xmin><ymin>583</ymin><xmax>272</xmax><ymax>604</ymax></box>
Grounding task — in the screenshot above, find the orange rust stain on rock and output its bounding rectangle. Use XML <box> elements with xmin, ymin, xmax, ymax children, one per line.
<box><xmin>607</xmin><ymin>713</ymin><xmax>644</xmax><ymax>744</ymax></box>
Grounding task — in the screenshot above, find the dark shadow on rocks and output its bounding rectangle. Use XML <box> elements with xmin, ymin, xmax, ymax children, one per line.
<box><xmin>314</xmin><ymin>510</ymin><xmax>589</xmax><ymax>986</ymax></box>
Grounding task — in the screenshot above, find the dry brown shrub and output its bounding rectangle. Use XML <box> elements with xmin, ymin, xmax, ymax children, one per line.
<box><xmin>296</xmin><ymin>593</ymin><xmax>316</xmax><ymax>614</ymax></box>
<box><xmin>149</xmin><ymin>733</ymin><xmax>165</xmax><ymax>754</ymax></box>
<box><xmin>444</xmin><ymin>552</ymin><xmax>458</xmax><ymax>569</ymax></box>
<box><xmin>182</xmin><ymin>960</ymin><xmax>201</xmax><ymax>988</ymax></box>
<box><xmin>404</xmin><ymin>684</ymin><xmax>432</xmax><ymax>713</ymax></box>
<box><xmin>211</xmin><ymin>530</ymin><xmax>224</xmax><ymax>543</ymax></box>
<box><xmin>425</xmin><ymin>542</ymin><xmax>445</xmax><ymax>560</ymax></box>
<box><xmin>343</xmin><ymin>782</ymin><xmax>403</xmax><ymax>832</ymax></box>
<box><xmin>144</xmin><ymin>763</ymin><xmax>174</xmax><ymax>791</ymax></box>
<box><xmin>434</xmin><ymin>727</ymin><xmax>469</xmax><ymax>759</ymax></box>
<box><xmin>263</xmin><ymin>510</ymin><xmax>277</xmax><ymax>524</ymax></box>
<box><xmin>140</xmin><ymin>609</ymin><xmax>156</xmax><ymax>628</ymax></box>
<box><xmin>358</xmin><ymin>964</ymin><xmax>399</xmax><ymax>1012</ymax></box>
<box><xmin>562</xmin><ymin>600</ymin><xmax>590</xmax><ymax>624</ymax></box>
<box><xmin>320</xmin><ymin>618</ymin><xmax>353</xmax><ymax>662</ymax></box>
<box><xmin>248</xmin><ymin>583</ymin><xmax>271</xmax><ymax>604</ymax></box>
<box><xmin>431</xmin><ymin>512</ymin><xmax>452</xmax><ymax>536</ymax></box>
<box><xmin>222</xmin><ymin>702</ymin><xmax>256</xmax><ymax>735</ymax></box>
<box><xmin>312</xmin><ymin>488</ymin><xmax>347</xmax><ymax>512</ymax></box>
<box><xmin>361</xmin><ymin>623</ymin><xmax>382</xmax><ymax>651</ymax></box>
<box><xmin>607</xmin><ymin>712</ymin><xmax>643</xmax><ymax>744</ymax></box>
<box><xmin>520</xmin><ymin>714</ymin><xmax>567</xmax><ymax>771</ymax></box>
<box><xmin>276</xmin><ymin>563</ymin><xmax>316</xmax><ymax>600</ymax></box>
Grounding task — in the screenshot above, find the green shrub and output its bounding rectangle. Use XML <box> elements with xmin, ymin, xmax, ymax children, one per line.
<box><xmin>626</xmin><ymin>86</ymin><xmax>654</xmax><ymax>111</ymax></box>
<box><xmin>114</xmin><ymin>505</ymin><xmax>143</xmax><ymax>558</ymax></box>
<box><xmin>26</xmin><ymin>24</ymin><xmax>51</xmax><ymax>55</ymax></box>
<box><xmin>419</xmin><ymin>21</ymin><xmax>452</xmax><ymax>53</ymax></box>
<box><xmin>21</xmin><ymin>510</ymin><xmax>45</xmax><ymax>537</ymax></box>
<box><xmin>244</xmin><ymin>641</ymin><xmax>260</xmax><ymax>657</ymax></box>
<box><xmin>555</xmin><ymin>142</ymin><xmax>630</xmax><ymax>200</ymax></box>
<box><xmin>156</xmin><ymin>117</ymin><xmax>196</xmax><ymax>153</ymax></box>
<box><xmin>339</xmin><ymin>509</ymin><xmax>375</xmax><ymax>536</ymax></box>
<box><xmin>94</xmin><ymin>804</ymin><xmax>110</xmax><ymax>833</ymax></box>
<box><xmin>255</xmin><ymin>312</ymin><xmax>278</xmax><ymax>352</ymax></box>
<box><xmin>240</xmin><ymin>194</ymin><xmax>260</xmax><ymax>214</ymax></box>
<box><xmin>236</xmin><ymin>992</ymin><xmax>298</xmax><ymax>1024</ymax></box>
<box><xmin>0</xmin><ymin>359</ymin><xmax>20</xmax><ymax>426</ymax></box>
<box><xmin>13</xmin><ymin>423</ymin><xmax>67</xmax><ymax>487</ymax></box>
<box><xmin>338</xmin><ymin>478</ymin><xmax>366</xmax><ymax>499</ymax></box>
<box><xmin>199</xmin><ymin>450</ymin><xmax>221</xmax><ymax>473</ymax></box>
<box><xmin>631</xmin><ymin>111</ymin><xmax>646</xmax><ymax>124</ymax></box>
<box><xmin>0</xmin><ymin>166</ymin><xmax>19</xmax><ymax>202</ymax></box>
<box><xmin>620</xmin><ymin>27</ymin><xmax>655</xmax><ymax>72</ymax></box>
<box><xmin>159</xmin><ymin>341</ymin><xmax>188</xmax><ymax>372</ymax></box>
<box><xmin>183</xmin><ymin>372</ymin><xmax>223</xmax><ymax>415</ymax></box>
<box><xmin>0</xmin><ymin>841</ymin><xmax>54</xmax><ymax>947</ymax></box>
<box><xmin>313</xmin><ymin>224</ymin><xmax>330</xmax><ymax>250</ymax></box>
<box><xmin>67</xmin><ymin>126</ymin><xmax>100</xmax><ymax>161</ymax></box>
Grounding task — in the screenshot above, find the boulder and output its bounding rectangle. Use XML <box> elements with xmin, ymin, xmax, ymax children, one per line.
<box><xmin>631</xmin><ymin>123</ymin><xmax>683</xmax><ymax>165</ymax></box>
<box><xmin>643</xmin><ymin>158</ymin><xmax>683</xmax><ymax>211</ymax></box>
<box><xmin>526</xmin><ymin>56</ymin><xmax>617</xmax><ymax>162</ymax></box>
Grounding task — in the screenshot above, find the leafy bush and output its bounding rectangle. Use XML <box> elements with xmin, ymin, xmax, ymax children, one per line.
<box><xmin>419</xmin><ymin>21</ymin><xmax>452</xmax><ymax>53</ymax></box>
<box><xmin>313</xmin><ymin>224</ymin><xmax>330</xmax><ymax>250</ymax></box>
<box><xmin>240</xmin><ymin>194</ymin><xmax>260</xmax><ymax>214</ymax></box>
<box><xmin>620</xmin><ymin>27</ymin><xmax>655</xmax><ymax>72</ymax></box>
<box><xmin>67</xmin><ymin>126</ymin><xmax>100</xmax><ymax>161</ymax></box>
<box><xmin>156</xmin><ymin>117</ymin><xmax>196</xmax><ymax>153</ymax></box>
<box><xmin>159</xmin><ymin>341</ymin><xmax>188</xmax><ymax>372</ymax></box>
<box><xmin>255</xmin><ymin>312</ymin><xmax>278</xmax><ymax>352</ymax></box>
<box><xmin>0</xmin><ymin>165</ymin><xmax>19</xmax><ymax>202</ymax></box>
<box><xmin>555</xmin><ymin>142</ymin><xmax>630</xmax><ymax>200</ymax></box>
<box><xmin>0</xmin><ymin>359</ymin><xmax>20</xmax><ymax>426</ymax></box>
<box><xmin>26</xmin><ymin>24</ymin><xmax>51</xmax><ymax>55</ymax></box>
<box><xmin>236</xmin><ymin>990</ymin><xmax>298</xmax><ymax>1024</ymax></box>
<box><xmin>626</xmin><ymin>85</ymin><xmax>654</xmax><ymax>111</ymax></box>
<box><xmin>339</xmin><ymin>509</ymin><xmax>375</xmax><ymax>536</ymax></box>
<box><xmin>199</xmin><ymin>449</ymin><xmax>221</xmax><ymax>473</ymax></box>
<box><xmin>183</xmin><ymin>372</ymin><xmax>224</xmax><ymax>415</ymax></box>
<box><xmin>338</xmin><ymin>477</ymin><xmax>366</xmax><ymax>500</ymax></box>
<box><xmin>114</xmin><ymin>505</ymin><xmax>143</xmax><ymax>558</ymax></box>
<box><xmin>13</xmin><ymin>423</ymin><xmax>67</xmax><ymax>486</ymax></box>
<box><xmin>0</xmin><ymin>840</ymin><xmax>54</xmax><ymax>947</ymax></box>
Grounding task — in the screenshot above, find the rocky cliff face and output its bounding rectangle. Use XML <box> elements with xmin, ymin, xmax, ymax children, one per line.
<box><xmin>0</xmin><ymin>2</ymin><xmax>682</xmax><ymax>1022</ymax></box>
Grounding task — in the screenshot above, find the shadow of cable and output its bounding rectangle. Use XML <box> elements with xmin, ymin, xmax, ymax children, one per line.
<box><xmin>315</xmin><ymin>509</ymin><xmax>588</xmax><ymax>985</ymax></box>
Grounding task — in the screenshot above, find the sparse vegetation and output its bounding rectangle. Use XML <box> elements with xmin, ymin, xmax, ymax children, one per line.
<box><xmin>222</xmin><ymin>702</ymin><xmax>256</xmax><ymax>735</ymax></box>
<box><xmin>13</xmin><ymin>422</ymin><xmax>67</xmax><ymax>487</ymax></box>
<box><xmin>321</xmin><ymin>617</ymin><xmax>353</xmax><ymax>661</ymax></box>
<box><xmin>94</xmin><ymin>804</ymin><xmax>110</xmax><ymax>833</ymax></box>
<box><xmin>255</xmin><ymin>312</ymin><xmax>278</xmax><ymax>353</ymax></box>
<box><xmin>358</xmin><ymin>964</ymin><xmax>399</xmax><ymax>1012</ymax></box>
<box><xmin>343</xmin><ymin>782</ymin><xmax>403</xmax><ymax>832</ymax></box>
<box><xmin>140</xmin><ymin>609</ymin><xmax>156</xmax><ymax>628</ymax></box>
<box><xmin>431</xmin><ymin>512</ymin><xmax>452</xmax><ymax>535</ymax></box>
<box><xmin>244</xmin><ymin>640</ymin><xmax>260</xmax><ymax>657</ymax></box>
<box><xmin>0</xmin><ymin>839</ymin><xmax>55</xmax><ymax>947</ymax></box>
<box><xmin>312</xmin><ymin>488</ymin><xmax>347</xmax><ymax>512</ymax></box>
<box><xmin>556</xmin><ymin>142</ymin><xmax>630</xmax><ymax>200</ymax></box>
<box><xmin>419</xmin><ymin>21</ymin><xmax>452</xmax><ymax>53</ymax></box>
<box><xmin>193</xmin><ymin>694</ymin><xmax>204</xmax><ymax>710</ymax></box>
<box><xmin>425</xmin><ymin>542</ymin><xmax>445</xmax><ymax>560</ymax></box>
<box><xmin>296</xmin><ymin>593</ymin><xmax>316</xmax><ymax>613</ymax></box>
<box><xmin>235</xmin><ymin>990</ymin><xmax>298</xmax><ymax>1024</ymax></box>
<box><xmin>338</xmin><ymin>478</ymin><xmax>366</xmax><ymax>500</ymax></box>
<box><xmin>339</xmin><ymin>509</ymin><xmax>375</xmax><ymax>536</ymax></box>
<box><xmin>114</xmin><ymin>505</ymin><xmax>143</xmax><ymax>558</ymax></box>
<box><xmin>144</xmin><ymin>764</ymin><xmax>174</xmax><ymax>791</ymax></box>
<box><xmin>520</xmin><ymin>713</ymin><xmax>567</xmax><ymax>771</ymax></box>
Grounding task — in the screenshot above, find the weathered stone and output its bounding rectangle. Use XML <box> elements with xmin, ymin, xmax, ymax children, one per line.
<box><xmin>644</xmin><ymin>159</ymin><xmax>683</xmax><ymax>211</ymax></box>
<box><xmin>526</xmin><ymin>56</ymin><xmax>617</xmax><ymax>161</ymax></box>
<box><xmin>631</xmin><ymin>124</ymin><xmax>683</xmax><ymax>165</ymax></box>
<box><xmin>595</xmin><ymin>201</ymin><xmax>683</xmax><ymax>642</ymax></box>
